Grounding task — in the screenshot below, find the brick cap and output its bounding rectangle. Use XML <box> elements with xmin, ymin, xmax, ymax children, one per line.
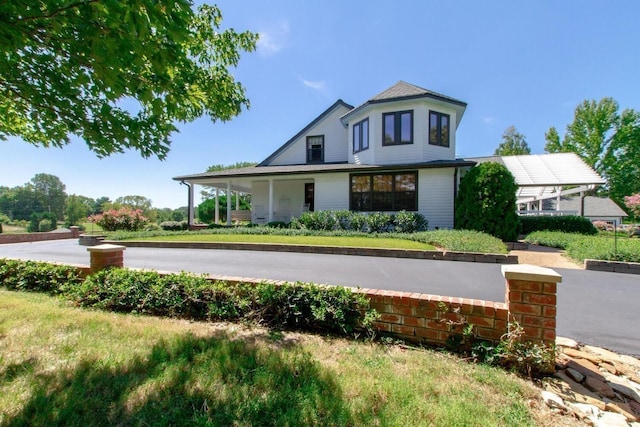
<box><xmin>501</xmin><ymin>264</ymin><xmax>562</xmax><ymax>283</ymax></box>
<box><xmin>86</xmin><ymin>244</ymin><xmax>127</xmax><ymax>253</ymax></box>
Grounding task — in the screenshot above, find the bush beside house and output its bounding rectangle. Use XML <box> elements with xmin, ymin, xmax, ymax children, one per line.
<box><xmin>455</xmin><ymin>162</ymin><xmax>519</xmax><ymax>241</ymax></box>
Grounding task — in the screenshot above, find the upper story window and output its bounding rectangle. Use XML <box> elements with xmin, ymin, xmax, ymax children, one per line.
<box><xmin>383</xmin><ymin>111</ymin><xmax>413</xmax><ymax>146</ymax></box>
<box><xmin>353</xmin><ymin>118</ymin><xmax>369</xmax><ymax>153</ymax></box>
<box><xmin>429</xmin><ymin>111</ymin><xmax>450</xmax><ymax>147</ymax></box>
<box><xmin>306</xmin><ymin>135</ymin><xmax>324</xmax><ymax>163</ymax></box>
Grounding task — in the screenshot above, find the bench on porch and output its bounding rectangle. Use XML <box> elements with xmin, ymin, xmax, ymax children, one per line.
<box><xmin>230</xmin><ymin>210</ymin><xmax>252</xmax><ymax>223</ymax></box>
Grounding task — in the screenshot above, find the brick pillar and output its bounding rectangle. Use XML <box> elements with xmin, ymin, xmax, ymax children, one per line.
<box><xmin>501</xmin><ymin>265</ymin><xmax>562</xmax><ymax>346</ymax></box>
<box><xmin>87</xmin><ymin>244</ymin><xmax>126</xmax><ymax>273</ymax></box>
<box><xmin>69</xmin><ymin>226</ymin><xmax>80</xmax><ymax>238</ymax></box>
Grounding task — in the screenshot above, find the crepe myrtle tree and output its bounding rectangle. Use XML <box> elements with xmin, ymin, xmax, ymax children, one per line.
<box><xmin>455</xmin><ymin>162</ymin><xmax>520</xmax><ymax>242</ymax></box>
<box><xmin>0</xmin><ymin>1</ymin><xmax>257</xmax><ymax>159</ymax></box>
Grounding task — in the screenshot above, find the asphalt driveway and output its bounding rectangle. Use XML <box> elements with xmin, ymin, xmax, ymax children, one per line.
<box><xmin>1</xmin><ymin>239</ymin><xmax>638</xmax><ymax>356</ymax></box>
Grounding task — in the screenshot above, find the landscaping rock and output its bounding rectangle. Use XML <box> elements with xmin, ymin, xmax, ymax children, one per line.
<box><xmin>556</xmin><ymin>336</ymin><xmax>579</xmax><ymax>349</ymax></box>
<box><xmin>542</xmin><ymin>390</ymin><xmax>567</xmax><ymax>411</ymax></box>
<box><xmin>548</xmin><ymin>338</ymin><xmax>640</xmax><ymax>426</ymax></box>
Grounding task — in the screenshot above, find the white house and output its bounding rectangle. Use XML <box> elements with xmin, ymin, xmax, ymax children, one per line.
<box><xmin>173</xmin><ymin>81</ymin><xmax>475</xmax><ymax>229</ymax></box>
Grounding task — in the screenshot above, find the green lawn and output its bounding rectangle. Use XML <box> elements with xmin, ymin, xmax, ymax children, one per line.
<box><xmin>524</xmin><ymin>231</ymin><xmax>640</xmax><ymax>263</ymax></box>
<box><xmin>136</xmin><ymin>233</ymin><xmax>437</xmax><ymax>250</ymax></box>
<box><xmin>0</xmin><ymin>290</ymin><xmax>556</xmax><ymax>426</ymax></box>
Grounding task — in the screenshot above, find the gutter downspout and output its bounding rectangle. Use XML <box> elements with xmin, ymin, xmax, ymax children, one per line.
<box><xmin>180</xmin><ymin>180</ymin><xmax>195</xmax><ymax>229</ymax></box>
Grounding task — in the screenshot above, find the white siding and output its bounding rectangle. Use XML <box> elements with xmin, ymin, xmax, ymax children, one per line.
<box><xmin>267</xmin><ymin>106</ymin><xmax>350</xmax><ymax>166</ymax></box>
<box><xmin>347</xmin><ymin>99</ymin><xmax>459</xmax><ymax>165</ymax></box>
<box><xmin>314</xmin><ymin>173</ymin><xmax>350</xmax><ymax>211</ymax></box>
<box><xmin>418</xmin><ymin>168</ymin><xmax>455</xmax><ymax>229</ymax></box>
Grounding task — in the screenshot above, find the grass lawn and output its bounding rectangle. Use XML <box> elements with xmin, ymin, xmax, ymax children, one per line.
<box><xmin>136</xmin><ymin>233</ymin><xmax>437</xmax><ymax>250</ymax></box>
<box><xmin>0</xmin><ymin>290</ymin><xmax>569</xmax><ymax>426</ymax></box>
<box><xmin>0</xmin><ymin>224</ymin><xmax>27</xmax><ymax>234</ymax></box>
<box><xmin>524</xmin><ymin>231</ymin><xmax>640</xmax><ymax>263</ymax></box>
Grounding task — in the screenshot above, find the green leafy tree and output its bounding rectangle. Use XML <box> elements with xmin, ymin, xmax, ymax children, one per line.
<box><xmin>545</xmin><ymin>98</ymin><xmax>640</xmax><ymax>204</ymax></box>
<box><xmin>65</xmin><ymin>194</ymin><xmax>92</xmax><ymax>226</ymax></box>
<box><xmin>93</xmin><ymin>196</ymin><xmax>111</xmax><ymax>215</ymax></box>
<box><xmin>0</xmin><ymin>1</ymin><xmax>257</xmax><ymax>159</ymax></box>
<box><xmin>30</xmin><ymin>173</ymin><xmax>67</xmax><ymax>219</ymax></box>
<box><xmin>494</xmin><ymin>126</ymin><xmax>531</xmax><ymax>156</ymax></box>
<box><xmin>455</xmin><ymin>162</ymin><xmax>519</xmax><ymax>241</ymax></box>
<box><xmin>198</xmin><ymin>195</ymin><xmax>251</xmax><ymax>223</ymax></box>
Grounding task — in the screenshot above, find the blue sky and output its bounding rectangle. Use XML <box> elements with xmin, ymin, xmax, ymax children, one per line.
<box><xmin>2</xmin><ymin>0</ymin><xmax>639</xmax><ymax>208</ymax></box>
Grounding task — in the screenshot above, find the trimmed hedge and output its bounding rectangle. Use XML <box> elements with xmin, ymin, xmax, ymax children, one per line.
<box><xmin>519</xmin><ymin>215</ymin><xmax>597</xmax><ymax>235</ymax></box>
<box><xmin>290</xmin><ymin>210</ymin><xmax>427</xmax><ymax>233</ymax></box>
<box><xmin>0</xmin><ymin>259</ymin><xmax>376</xmax><ymax>336</ymax></box>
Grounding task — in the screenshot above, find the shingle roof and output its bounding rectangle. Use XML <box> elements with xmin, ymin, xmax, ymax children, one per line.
<box><xmin>173</xmin><ymin>159</ymin><xmax>476</xmax><ymax>183</ymax></box>
<box><xmin>369</xmin><ymin>81</ymin><xmax>467</xmax><ymax>106</ymax></box>
<box><xmin>340</xmin><ymin>81</ymin><xmax>467</xmax><ymax>124</ymax></box>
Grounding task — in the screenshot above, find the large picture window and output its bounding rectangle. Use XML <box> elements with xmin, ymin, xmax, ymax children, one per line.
<box><xmin>353</xmin><ymin>118</ymin><xmax>369</xmax><ymax>153</ymax></box>
<box><xmin>306</xmin><ymin>135</ymin><xmax>324</xmax><ymax>163</ymax></box>
<box><xmin>429</xmin><ymin>111</ymin><xmax>450</xmax><ymax>147</ymax></box>
<box><xmin>350</xmin><ymin>172</ymin><xmax>417</xmax><ymax>211</ymax></box>
<box><xmin>383</xmin><ymin>111</ymin><xmax>413</xmax><ymax>146</ymax></box>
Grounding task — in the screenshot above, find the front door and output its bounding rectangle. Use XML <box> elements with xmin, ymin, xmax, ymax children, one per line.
<box><xmin>304</xmin><ymin>183</ymin><xmax>315</xmax><ymax>212</ymax></box>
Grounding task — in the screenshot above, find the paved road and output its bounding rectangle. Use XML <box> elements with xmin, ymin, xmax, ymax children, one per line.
<box><xmin>1</xmin><ymin>239</ymin><xmax>638</xmax><ymax>356</ymax></box>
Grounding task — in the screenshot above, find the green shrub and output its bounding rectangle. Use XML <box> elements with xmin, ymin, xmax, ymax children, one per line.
<box><xmin>266</xmin><ymin>221</ymin><xmax>288</xmax><ymax>228</ymax></box>
<box><xmin>519</xmin><ymin>215</ymin><xmax>597</xmax><ymax>235</ymax></box>
<box><xmin>38</xmin><ymin>219</ymin><xmax>52</xmax><ymax>232</ymax></box>
<box><xmin>160</xmin><ymin>221</ymin><xmax>187</xmax><ymax>231</ymax></box>
<box><xmin>28</xmin><ymin>212</ymin><xmax>57</xmax><ymax>232</ymax></box>
<box><xmin>88</xmin><ymin>208</ymin><xmax>148</xmax><ymax>231</ymax></box>
<box><xmin>66</xmin><ymin>268</ymin><xmax>377</xmax><ymax>336</ymax></box>
<box><xmin>455</xmin><ymin>162</ymin><xmax>519</xmax><ymax>241</ymax></box>
<box><xmin>393</xmin><ymin>211</ymin><xmax>428</xmax><ymax>233</ymax></box>
<box><xmin>0</xmin><ymin>259</ymin><xmax>83</xmax><ymax>294</ymax></box>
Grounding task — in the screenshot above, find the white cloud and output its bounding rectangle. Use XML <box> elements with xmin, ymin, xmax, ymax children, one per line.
<box><xmin>299</xmin><ymin>77</ymin><xmax>326</xmax><ymax>92</ymax></box>
<box><xmin>256</xmin><ymin>21</ymin><xmax>290</xmax><ymax>57</ymax></box>
<box><xmin>482</xmin><ymin>116</ymin><xmax>495</xmax><ymax>124</ymax></box>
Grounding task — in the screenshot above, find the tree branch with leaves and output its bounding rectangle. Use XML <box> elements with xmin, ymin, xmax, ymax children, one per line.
<box><xmin>0</xmin><ymin>1</ymin><xmax>258</xmax><ymax>159</ymax></box>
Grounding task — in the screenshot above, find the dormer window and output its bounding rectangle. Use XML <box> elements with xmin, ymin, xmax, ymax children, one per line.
<box><xmin>429</xmin><ymin>111</ymin><xmax>450</xmax><ymax>147</ymax></box>
<box><xmin>353</xmin><ymin>118</ymin><xmax>369</xmax><ymax>153</ymax></box>
<box><xmin>383</xmin><ymin>111</ymin><xmax>413</xmax><ymax>146</ymax></box>
<box><xmin>306</xmin><ymin>135</ymin><xmax>324</xmax><ymax>163</ymax></box>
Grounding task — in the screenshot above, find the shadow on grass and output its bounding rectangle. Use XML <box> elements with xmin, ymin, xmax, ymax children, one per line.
<box><xmin>6</xmin><ymin>333</ymin><xmax>354</xmax><ymax>426</ymax></box>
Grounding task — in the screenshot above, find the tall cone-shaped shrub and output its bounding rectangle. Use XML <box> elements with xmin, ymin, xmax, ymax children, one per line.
<box><xmin>455</xmin><ymin>162</ymin><xmax>519</xmax><ymax>241</ymax></box>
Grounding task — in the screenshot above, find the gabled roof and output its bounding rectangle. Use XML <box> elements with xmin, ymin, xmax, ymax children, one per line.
<box><xmin>258</xmin><ymin>99</ymin><xmax>354</xmax><ymax>166</ymax></box>
<box><xmin>340</xmin><ymin>81</ymin><xmax>467</xmax><ymax>125</ymax></box>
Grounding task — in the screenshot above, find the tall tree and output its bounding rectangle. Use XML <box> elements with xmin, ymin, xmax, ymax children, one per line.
<box><xmin>494</xmin><ymin>126</ymin><xmax>531</xmax><ymax>156</ymax></box>
<box><xmin>0</xmin><ymin>1</ymin><xmax>257</xmax><ymax>159</ymax></box>
<box><xmin>30</xmin><ymin>173</ymin><xmax>67</xmax><ymax>219</ymax></box>
<box><xmin>545</xmin><ymin>98</ymin><xmax>640</xmax><ymax>205</ymax></box>
<box><xmin>65</xmin><ymin>194</ymin><xmax>92</xmax><ymax>226</ymax></box>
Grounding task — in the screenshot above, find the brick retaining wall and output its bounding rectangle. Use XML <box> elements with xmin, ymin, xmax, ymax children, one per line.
<box><xmin>584</xmin><ymin>259</ymin><xmax>640</xmax><ymax>275</ymax></box>
<box><xmin>108</xmin><ymin>240</ymin><xmax>518</xmax><ymax>264</ymax></box>
<box><xmin>0</xmin><ymin>227</ymin><xmax>80</xmax><ymax>244</ymax></box>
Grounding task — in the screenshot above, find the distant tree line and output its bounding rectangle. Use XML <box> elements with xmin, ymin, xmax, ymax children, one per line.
<box><xmin>0</xmin><ymin>173</ymin><xmax>187</xmax><ymax>229</ymax></box>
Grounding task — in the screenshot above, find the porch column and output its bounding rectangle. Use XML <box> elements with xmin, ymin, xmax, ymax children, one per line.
<box><xmin>188</xmin><ymin>182</ymin><xmax>195</xmax><ymax>226</ymax></box>
<box><xmin>226</xmin><ymin>182</ymin><xmax>232</xmax><ymax>226</ymax></box>
<box><xmin>215</xmin><ymin>188</ymin><xmax>220</xmax><ymax>224</ymax></box>
<box><xmin>268</xmin><ymin>179</ymin><xmax>274</xmax><ymax>223</ymax></box>
<box><xmin>235</xmin><ymin>191</ymin><xmax>240</xmax><ymax>210</ymax></box>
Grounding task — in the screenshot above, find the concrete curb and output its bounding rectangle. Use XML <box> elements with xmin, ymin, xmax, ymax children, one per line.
<box><xmin>104</xmin><ymin>240</ymin><xmax>518</xmax><ymax>264</ymax></box>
